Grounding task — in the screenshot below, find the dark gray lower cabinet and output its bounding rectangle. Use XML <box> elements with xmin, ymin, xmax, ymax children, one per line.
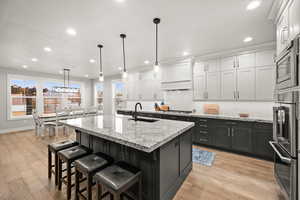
<box><xmin>211</xmin><ymin>122</ymin><xmax>232</xmax><ymax>149</ymax></box>
<box><xmin>231</xmin><ymin>123</ymin><xmax>252</xmax><ymax>153</ymax></box>
<box><xmin>160</xmin><ymin>137</ymin><xmax>180</xmax><ymax>199</ymax></box>
<box><xmin>180</xmin><ymin>130</ymin><xmax>192</xmax><ymax>173</ymax></box>
<box><xmin>252</xmin><ymin>123</ymin><xmax>273</xmax><ymax>159</ymax></box>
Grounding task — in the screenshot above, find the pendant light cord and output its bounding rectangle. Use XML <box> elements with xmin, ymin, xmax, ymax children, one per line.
<box><xmin>155</xmin><ymin>23</ymin><xmax>158</xmax><ymax>64</ymax></box>
<box><xmin>121</xmin><ymin>34</ymin><xmax>126</xmax><ymax>72</ymax></box>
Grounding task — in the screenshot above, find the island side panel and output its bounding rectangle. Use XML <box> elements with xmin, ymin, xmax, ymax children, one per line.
<box><xmin>159</xmin><ymin>128</ymin><xmax>193</xmax><ymax>200</ymax></box>
<box><xmin>75</xmin><ymin>130</ymin><xmax>160</xmax><ymax>200</ymax></box>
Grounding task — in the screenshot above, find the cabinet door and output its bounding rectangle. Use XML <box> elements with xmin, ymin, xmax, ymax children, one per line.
<box><xmin>276</xmin><ymin>6</ymin><xmax>290</xmax><ymax>55</ymax></box>
<box><xmin>220</xmin><ymin>56</ymin><xmax>235</xmax><ymax>71</ymax></box>
<box><xmin>252</xmin><ymin>123</ymin><xmax>273</xmax><ymax>159</ymax></box>
<box><xmin>256</xmin><ymin>66</ymin><xmax>275</xmax><ymax>100</ymax></box>
<box><xmin>159</xmin><ymin>138</ymin><xmax>180</xmax><ymax>199</ymax></box>
<box><xmin>211</xmin><ymin>122</ymin><xmax>231</xmax><ymax>149</ymax></box>
<box><xmin>289</xmin><ymin>0</ymin><xmax>300</xmax><ymax>40</ymax></box>
<box><xmin>193</xmin><ymin>75</ymin><xmax>206</xmax><ymax>100</ymax></box>
<box><xmin>193</xmin><ymin>62</ymin><xmax>206</xmax><ymax>76</ymax></box>
<box><xmin>236</xmin><ymin>68</ymin><xmax>255</xmax><ymax>100</ymax></box>
<box><xmin>237</xmin><ymin>53</ymin><xmax>255</xmax><ymax>69</ymax></box>
<box><xmin>221</xmin><ymin>70</ymin><xmax>236</xmax><ymax>100</ymax></box>
<box><xmin>127</xmin><ymin>81</ymin><xmax>139</xmax><ymax>100</ymax></box>
<box><xmin>207</xmin><ymin>59</ymin><xmax>220</xmax><ymax>73</ymax></box>
<box><xmin>256</xmin><ymin>50</ymin><xmax>275</xmax><ymax>67</ymax></box>
<box><xmin>231</xmin><ymin>124</ymin><xmax>252</xmax><ymax>153</ymax></box>
<box><xmin>180</xmin><ymin>130</ymin><xmax>192</xmax><ymax>174</ymax></box>
<box><xmin>207</xmin><ymin>72</ymin><xmax>220</xmax><ymax>99</ymax></box>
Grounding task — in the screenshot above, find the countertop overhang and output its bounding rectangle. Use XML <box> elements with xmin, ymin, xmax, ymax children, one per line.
<box><xmin>60</xmin><ymin>115</ymin><xmax>195</xmax><ymax>153</ymax></box>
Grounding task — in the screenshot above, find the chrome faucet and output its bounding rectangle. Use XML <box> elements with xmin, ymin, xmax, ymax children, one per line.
<box><xmin>133</xmin><ymin>102</ymin><xmax>142</xmax><ymax>121</ymax></box>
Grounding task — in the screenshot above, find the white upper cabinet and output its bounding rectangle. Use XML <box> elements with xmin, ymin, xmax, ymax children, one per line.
<box><xmin>221</xmin><ymin>70</ymin><xmax>236</xmax><ymax>100</ymax></box>
<box><xmin>206</xmin><ymin>59</ymin><xmax>220</xmax><ymax>72</ymax></box>
<box><xmin>255</xmin><ymin>50</ymin><xmax>275</xmax><ymax>66</ymax></box>
<box><xmin>220</xmin><ymin>56</ymin><xmax>235</xmax><ymax>71</ymax></box>
<box><xmin>161</xmin><ymin>61</ymin><xmax>191</xmax><ymax>82</ymax></box>
<box><xmin>207</xmin><ymin>72</ymin><xmax>220</xmax><ymax>99</ymax></box>
<box><xmin>289</xmin><ymin>0</ymin><xmax>300</xmax><ymax>40</ymax></box>
<box><xmin>236</xmin><ymin>68</ymin><xmax>255</xmax><ymax>100</ymax></box>
<box><xmin>193</xmin><ymin>62</ymin><xmax>206</xmax><ymax>76</ymax></box>
<box><xmin>276</xmin><ymin>2</ymin><xmax>290</xmax><ymax>55</ymax></box>
<box><xmin>256</xmin><ymin>66</ymin><xmax>275</xmax><ymax>100</ymax></box>
<box><xmin>193</xmin><ymin>75</ymin><xmax>206</xmax><ymax>100</ymax></box>
<box><xmin>237</xmin><ymin>53</ymin><xmax>255</xmax><ymax>68</ymax></box>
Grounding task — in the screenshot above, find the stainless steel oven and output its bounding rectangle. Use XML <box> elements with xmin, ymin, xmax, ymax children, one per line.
<box><xmin>269</xmin><ymin>142</ymin><xmax>297</xmax><ymax>200</ymax></box>
<box><xmin>273</xmin><ymin>91</ymin><xmax>298</xmax><ymax>157</ymax></box>
<box><xmin>275</xmin><ymin>35</ymin><xmax>299</xmax><ymax>90</ymax></box>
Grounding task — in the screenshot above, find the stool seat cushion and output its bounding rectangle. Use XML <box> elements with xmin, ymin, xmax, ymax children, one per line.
<box><xmin>48</xmin><ymin>140</ymin><xmax>78</xmax><ymax>152</ymax></box>
<box><xmin>94</xmin><ymin>164</ymin><xmax>139</xmax><ymax>191</ymax></box>
<box><xmin>58</xmin><ymin>146</ymin><xmax>90</xmax><ymax>161</ymax></box>
<box><xmin>75</xmin><ymin>154</ymin><xmax>108</xmax><ymax>173</ymax></box>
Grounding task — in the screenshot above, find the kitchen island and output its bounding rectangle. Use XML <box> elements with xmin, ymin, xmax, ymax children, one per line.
<box><xmin>60</xmin><ymin>115</ymin><xmax>195</xmax><ymax>200</ymax></box>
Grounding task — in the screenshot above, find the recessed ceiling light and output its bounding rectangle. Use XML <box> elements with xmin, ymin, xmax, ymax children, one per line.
<box><xmin>85</xmin><ymin>74</ymin><xmax>89</xmax><ymax>78</ymax></box>
<box><xmin>89</xmin><ymin>59</ymin><xmax>95</xmax><ymax>63</ymax></box>
<box><xmin>22</xmin><ymin>65</ymin><xmax>28</xmax><ymax>69</ymax></box>
<box><xmin>116</xmin><ymin>0</ymin><xmax>125</xmax><ymax>2</ymax></box>
<box><xmin>118</xmin><ymin>67</ymin><xmax>122</xmax><ymax>71</ymax></box>
<box><xmin>31</xmin><ymin>58</ymin><xmax>38</xmax><ymax>62</ymax></box>
<box><xmin>246</xmin><ymin>0</ymin><xmax>261</xmax><ymax>10</ymax></box>
<box><xmin>183</xmin><ymin>51</ymin><xmax>189</xmax><ymax>56</ymax></box>
<box><xmin>66</xmin><ymin>28</ymin><xmax>77</xmax><ymax>36</ymax></box>
<box><xmin>44</xmin><ymin>47</ymin><xmax>52</xmax><ymax>52</ymax></box>
<box><xmin>243</xmin><ymin>37</ymin><xmax>253</xmax><ymax>43</ymax></box>
<box><xmin>59</xmin><ymin>70</ymin><xmax>63</xmax><ymax>74</ymax></box>
<box><xmin>144</xmin><ymin>60</ymin><xmax>150</xmax><ymax>64</ymax></box>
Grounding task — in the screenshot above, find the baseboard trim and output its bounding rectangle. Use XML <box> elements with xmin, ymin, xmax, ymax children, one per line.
<box><xmin>0</xmin><ymin>126</ymin><xmax>34</xmax><ymax>134</ymax></box>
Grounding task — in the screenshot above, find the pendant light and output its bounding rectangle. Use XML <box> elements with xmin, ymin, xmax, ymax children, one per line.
<box><xmin>120</xmin><ymin>33</ymin><xmax>127</xmax><ymax>79</ymax></box>
<box><xmin>53</xmin><ymin>68</ymin><xmax>78</xmax><ymax>93</ymax></box>
<box><xmin>97</xmin><ymin>44</ymin><xmax>104</xmax><ymax>82</ymax></box>
<box><xmin>153</xmin><ymin>18</ymin><xmax>161</xmax><ymax>73</ymax></box>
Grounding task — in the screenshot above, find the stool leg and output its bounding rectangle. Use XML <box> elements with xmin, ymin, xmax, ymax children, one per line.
<box><xmin>87</xmin><ymin>174</ymin><xmax>92</xmax><ymax>200</ymax></box>
<box><xmin>113</xmin><ymin>194</ymin><xmax>120</xmax><ymax>200</ymax></box>
<box><xmin>54</xmin><ymin>154</ymin><xmax>58</xmax><ymax>185</ymax></box>
<box><xmin>48</xmin><ymin>149</ymin><xmax>52</xmax><ymax>179</ymax></box>
<box><xmin>96</xmin><ymin>183</ymin><xmax>102</xmax><ymax>200</ymax></box>
<box><xmin>139</xmin><ymin>177</ymin><xmax>142</xmax><ymax>200</ymax></box>
<box><xmin>75</xmin><ymin>169</ymin><xmax>80</xmax><ymax>200</ymax></box>
<box><xmin>66</xmin><ymin>161</ymin><xmax>72</xmax><ymax>200</ymax></box>
<box><xmin>58</xmin><ymin>157</ymin><xmax>62</xmax><ymax>190</ymax></box>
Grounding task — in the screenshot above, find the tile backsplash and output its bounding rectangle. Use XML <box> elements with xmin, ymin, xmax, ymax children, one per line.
<box><xmin>126</xmin><ymin>100</ymin><xmax>274</xmax><ymax>119</ymax></box>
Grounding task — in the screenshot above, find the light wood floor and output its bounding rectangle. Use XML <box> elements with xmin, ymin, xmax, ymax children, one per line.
<box><xmin>0</xmin><ymin>130</ymin><xmax>285</xmax><ymax>200</ymax></box>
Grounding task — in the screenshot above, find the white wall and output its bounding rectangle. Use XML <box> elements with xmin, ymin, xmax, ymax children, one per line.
<box><xmin>0</xmin><ymin>67</ymin><xmax>93</xmax><ymax>134</ymax></box>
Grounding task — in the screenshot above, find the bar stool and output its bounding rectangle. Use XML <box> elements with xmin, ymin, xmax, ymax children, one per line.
<box><xmin>58</xmin><ymin>145</ymin><xmax>91</xmax><ymax>200</ymax></box>
<box><xmin>74</xmin><ymin>152</ymin><xmax>114</xmax><ymax>200</ymax></box>
<box><xmin>48</xmin><ymin>140</ymin><xmax>79</xmax><ymax>185</ymax></box>
<box><xmin>94</xmin><ymin>161</ymin><xmax>142</xmax><ymax>200</ymax></box>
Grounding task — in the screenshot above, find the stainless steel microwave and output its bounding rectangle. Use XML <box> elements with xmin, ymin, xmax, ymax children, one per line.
<box><xmin>275</xmin><ymin>36</ymin><xmax>299</xmax><ymax>90</ymax></box>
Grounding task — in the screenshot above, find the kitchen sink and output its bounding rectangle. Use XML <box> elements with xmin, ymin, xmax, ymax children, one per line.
<box><xmin>129</xmin><ymin>118</ymin><xmax>159</xmax><ymax>123</ymax></box>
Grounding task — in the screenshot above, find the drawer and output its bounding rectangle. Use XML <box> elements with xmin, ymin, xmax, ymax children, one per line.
<box><xmin>254</xmin><ymin>122</ymin><xmax>272</xmax><ymax>130</ymax></box>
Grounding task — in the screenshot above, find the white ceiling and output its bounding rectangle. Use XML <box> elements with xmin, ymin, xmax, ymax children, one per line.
<box><xmin>0</xmin><ymin>0</ymin><xmax>275</xmax><ymax>78</ymax></box>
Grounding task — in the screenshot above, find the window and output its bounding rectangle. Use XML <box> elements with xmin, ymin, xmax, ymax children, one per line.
<box><xmin>95</xmin><ymin>83</ymin><xmax>103</xmax><ymax>109</ymax></box>
<box><xmin>43</xmin><ymin>82</ymin><xmax>81</xmax><ymax>113</ymax></box>
<box><xmin>9</xmin><ymin>79</ymin><xmax>37</xmax><ymax>118</ymax></box>
<box><xmin>112</xmin><ymin>81</ymin><xmax>126</xmax><ymax>113</ymax></box>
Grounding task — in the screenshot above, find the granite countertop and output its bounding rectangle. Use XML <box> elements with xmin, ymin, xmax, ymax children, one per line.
<box><xmin>118</xmin><ymin>109</ymin><xmax>273</xmax><ymax>123</ymax></box>
<box><xmin>60</xmin><ymin>115</ymin><xmax>194</xmax><ymax>153</ymax></box>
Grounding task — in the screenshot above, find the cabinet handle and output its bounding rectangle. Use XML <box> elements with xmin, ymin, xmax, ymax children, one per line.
<box><xmin>228</xmin><ymin>128</ymin><xmax>231</xmax><ymax>137</ymax></box>
<box><xmin>199</xmin><ymin>138</ymin><xmax>208</xmax><ymax>142</ymax></box>
<box><xmin>232</xmin><ymin>128</ymin><xmax>234</xmax><ymax>137</ymax></box>
<box><xmin>199</xmin><ymin>119</ymin><xmax>207</xmax><ymax>122</ymax></box>
<box><xmin>233</xmin><ymin>91</ymin><xmax>236</xmax><ymax>99</ymax></box>
<box><xmin>199</xmin><ymin>124</ymin><xmax>208</xmax><ymax>128</ymax></box>
<box><xmin>199</xmin><ymin>130</ymin><xmax>208</xmax><ymax>134</ymax></box>
<box><xmin>237</xmin><ymin>91</ymin><xmax>239</xmax><ymax>99</ymax></box>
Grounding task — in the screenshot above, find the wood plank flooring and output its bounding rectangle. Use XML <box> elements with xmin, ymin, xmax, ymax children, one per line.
<box><xmin>0</xmin><ymin>130</ymin><xmax>285</xmax><ymax>200</ymax></box>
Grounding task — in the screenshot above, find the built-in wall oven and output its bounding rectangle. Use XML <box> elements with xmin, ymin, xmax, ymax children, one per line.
<box><xmin>275</xmin><ymin>35</ymin><xmax>299</xmax><ymax>90</ymax></box>
<box><xmin>271</xmin><ymin>90</ymin><xmax>298</xmax><ymax>200</ymax></box>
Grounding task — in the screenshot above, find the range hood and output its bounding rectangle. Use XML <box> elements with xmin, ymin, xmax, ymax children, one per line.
<box><xmin>161</xmin><ymin>80</ymin><xmax>192</xmax><ymax>91</ymax></box>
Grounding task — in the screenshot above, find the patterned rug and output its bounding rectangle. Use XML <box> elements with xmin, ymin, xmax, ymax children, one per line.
<box><xmin>192</xmin><ymin>148</ymin><xmax>216</xmax><ymax>167</ymax></box>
